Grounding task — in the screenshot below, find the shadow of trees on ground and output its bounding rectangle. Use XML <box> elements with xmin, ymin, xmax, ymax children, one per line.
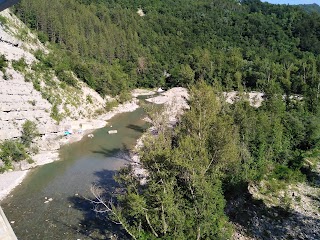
<box><xmin>226</xmin><ymin>189</ymin><xmax>320</xmax><ymax>240</ymax></box>
<box><xmin>67</xmin><ymin>169</ymin><xmax>130</xmax><ymax>240</ymax></box>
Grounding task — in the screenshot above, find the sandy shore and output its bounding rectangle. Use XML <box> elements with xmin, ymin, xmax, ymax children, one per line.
<box><xmin>0</xmin><ymin>171</ymin><xmax>29</xmax><ymax>201</ymax></box>
<box><xmin>0</xmin><ymin>99</ymin><xmax>140</xmax><ymax>202</ymax></box>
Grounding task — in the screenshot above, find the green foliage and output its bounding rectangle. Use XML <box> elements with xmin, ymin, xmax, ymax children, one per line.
<box><xmin>50</xmin><ymin>104</ymin><xmax>63</xmax><ymax>122</ymax></box>
<box><xmin>56</xmin><ymin>71</ymin><xmax>79</xmax><ymax>88</ymax></box>
<box><xmin>37</xmin><ymin>31</ymin><xmax>49</xmax><ymax>44</ymax></box>
<box><xmin>100</xmin><ymin>81</ymin><xmax>320</xmax><ymax>237</ymax></box>
<box><xmin>12</xmin><ymin>0</ymin><xmax>320</xmax><ymax>97</ymax></box>
<box><xmin>108</xmin><ymin>83</ymin><xmax>237</xmax><ymax>239</ymax></box>
<box><xmin>0</xmin><ymin>15</ymin><xmax>8</xmax><ymax>25</ymax></box>
<box><xmin>105</xmin><ymin>99</ymin><xmax>119</xmax><ymax>111</ymax></box>
<box><xmin>12</xmin><ymin>57</ymin><xmax>28</xmax><ymax>73</ymax></box>
<box><xmin>0</xmin><ymin>54</ymin><xmax>8</xmax><ymax>72</ymax></box>
<box><xmin>0</xmin><ymin>140</ymin><xmax>29</xmax><ymax>165</ymax></box>
<box><xmin>117</xmin><ymin>91</ymin><xmax>132</xmax><ymax>104</ymax></box>
<box><xmin>21</xmin><ymin>120</ymin><xmax>39</xmax><ymax>148</ymax></box>
<box><xmin>86</xmin><ymin>95</ymin><xmax>93</xmax><ymax>104</ymax></box>
<box><xmin>32</xmin><ymin>79</ymin><xmax>41</xmax><ymax>91</ymax></box>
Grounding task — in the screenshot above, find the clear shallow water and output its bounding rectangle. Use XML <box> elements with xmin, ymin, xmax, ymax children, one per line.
<box><xmin>1</xmin><ymin>108</ymin><xmax>147</xmax><ymax>240</ymax></box>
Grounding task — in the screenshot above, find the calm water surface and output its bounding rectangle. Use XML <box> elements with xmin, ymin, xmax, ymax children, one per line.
<box><xmin>1</xmin><ymin>108</ymin><xmax>147</xmax><ymax>240</ymax></box>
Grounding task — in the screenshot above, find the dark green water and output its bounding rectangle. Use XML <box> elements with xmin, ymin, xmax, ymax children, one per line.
<box><xmin>1</xmin><ymin>108</ymin><xmax>147</xmax><ymax>240</ymax></box>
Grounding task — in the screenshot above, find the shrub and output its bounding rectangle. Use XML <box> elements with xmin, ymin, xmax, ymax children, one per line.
<box><xmin>12</xmin><ymin>57</ymin><xmax>28</xmax><ymax>73</ymax></box>
<box><xmin>117</xmin><ymin>91</ymin><xmax>132</xmax><ymax>104</ymax></box>
<box><xmin>33</xmin><ymin>79</ymin><xmax>41</xmax><ymax>91</ymax></box>
<box><xmin>0</xmin><ymin>54</ymin><xmax>8</xmax><ymax>72</ymax></box>
<box><xmin>272</xmin><ymin>165</ymin><xmax>305</xmax><ymax>182</ymax></box>
<box><xmin>0</xmin><ymin>140</ymin><xmax>29</xmax><ymax>164</ymax></box>
<box><xmin>86</xmin><ymin>95</ymin><xmax>93</xmax><ymax>104</ymax></box>
<box><xmin>37</xmin><ymin>31</ymin><xmax>49</xmax><ymax>44</ymax></box>
<box><xmin>0</xmin><ymin>15</ymin><xmax>7</xmax><ymax>25</ymax></box>
<box><xmin>56</xmin><ymin>70</ymin><xmax>79</xmax><ymax>88</ymax></box>
<box><xmin>51</xmin><ymin>104</ymin><xmax>63</xmax><ymax>122</ymax></box>
<box><xmin>21</xmin><ymin>120</ymin><xmax>39</xmax><ymax>148</ymax></box>
<box><xmin>105</xmin><ymin>99</ymin><xmax>119</xmax><ymax>111</ymax></box>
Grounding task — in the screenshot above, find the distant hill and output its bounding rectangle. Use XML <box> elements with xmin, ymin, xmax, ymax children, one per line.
<box><xmin>299</xmin><ymin>3</ymin><xmax>320</xmax><ymax>13</ymax></box>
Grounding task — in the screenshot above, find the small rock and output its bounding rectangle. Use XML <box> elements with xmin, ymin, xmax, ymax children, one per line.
<box><xmin>48</xmin><ymin>198</ymin><xmax>53</xmax><ymax>201</ymax></box>
<box><xmin>10</xmin><ymin>221</ymin><xmax>15</xmax><ymax>224</ymax></box>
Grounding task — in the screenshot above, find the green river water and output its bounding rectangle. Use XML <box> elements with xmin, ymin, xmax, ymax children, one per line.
<box><xmin>1</xmin><ymin>108</ymin><xmax>147</xmax><ymax>240</ymax></box>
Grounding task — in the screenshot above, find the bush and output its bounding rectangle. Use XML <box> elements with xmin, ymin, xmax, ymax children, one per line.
<box><xmin>271</xmin><ymin>165</ymin><xmax>305</xmax><ymax>182</ymax></box>
<box><xmin>0</xmin><ymin>54</ymin><xmax>8</xmax><ymax>72</ymax></box>
<box><xmin>32</xmin><ymin>79</ymin><xmax>41</xmax><ymax>91</ymax></box>
<box><xmin>117</xmin><ymin>91</ymin><xmax>132</xmax><ymax>104</ymax></box>
<box><xmin>105</xmin><ymin>99</ymin><xmax>119</xmax><ymax>111</ymax></box>
<box><xmin>37</xmin><ymin>31</ymin><xmax>49</xmax><ymax>44</ymax></box>
<box><xmin>0</xmin><ymin>140</ymin><xmax>29</xmax><ymax>164</ymax></box>
<box><xmin>86</xmin><ymin>95</ymin><xmax>93</xmax><ymax>104</ymax></box>
<box><xmin>56</xmin><ymin>70</ymin><xmax>79</xmax><ymax>88</ymax></box>
<box><xmin>0</xmin><ymin>15</ymin><xmax>7</xmax><ymax>25</ymax></box>
<box><xmin>21</xmin><ymin>120</ymin><xmax>39</xmax><ymax>148</ymax></box>
<box><xmin>50</xmin><ymin>104</ymin><xmax>63</xmax><ymax>122</ymax></box>
<box><xmin>12</xmin><ymin>57</ymin><xmax>28</xmax><ymax>73</ymax></box>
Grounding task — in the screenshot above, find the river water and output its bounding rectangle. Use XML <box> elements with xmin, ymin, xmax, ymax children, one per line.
<box><xmin>1</xmin><ymin>108</ymin><xmax>147</xmax><ymax>240</ymax></box>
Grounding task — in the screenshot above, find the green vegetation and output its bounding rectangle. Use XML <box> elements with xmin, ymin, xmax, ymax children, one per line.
<box><xmin>299</xmin><ymin>3</ymin><xmax>320</xmax><ymax>13</ymax></box>
<box><xmin>105</xmin><ymin>99</ymin><xmax>119</xmax><ymax>112</ymax></box>
<box><xmin>13</xmin><ymin>0</ymin><xmax>320</xmax><ymax>98</ymax></box>
<box><xmin>0</xmin><ymin>140</ymin><xmax>30</xmax><ymax>172</ymax></box>
<box><xmin>50</xmin><ymin>104</ymin><xmax>63</xmax><ymax>123</ymax></box>
<box><xmin>12</xmin><ymin>57</ymin><xmax>28</xmax><ymax>73</ymax></box>
<box><xmin>0</xmin><ymin>54</ymin><xmax>8</xmax><ymax>73</ymax></box>
<box><xmin>21</xmin><ymin>120</ymin><xmax>39</xmax><ymax>148</ymax></box>
<box><xmin>0</xmin><ymin>15</ymin><xmax>8</xmax><ymax>25</ymax></box>
<box><xmin>10</xmin><ymin>0</ymin><xmax>320</xmax><ymax>237</ymax></box>
<box><xmin>95</xmin><ymin>82</ymin><xmax>320</xmax><ymax>238</ymax></box>
<box><xmin>0</xmin><ymin>121</ymin><xmax>39</xmax><ymax>172</ymax></box>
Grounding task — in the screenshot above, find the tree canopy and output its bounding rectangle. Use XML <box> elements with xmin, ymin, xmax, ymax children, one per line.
<box><xmin>12</xmin><ymin>0</ymin><xmax>320</xmax><ymax>99</ymax></box>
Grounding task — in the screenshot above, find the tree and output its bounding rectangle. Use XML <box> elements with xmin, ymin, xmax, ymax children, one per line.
<box><xmin>21</xmin><ymin>120</ymin><xmax>39</xmax><ymax>148</ymax></box>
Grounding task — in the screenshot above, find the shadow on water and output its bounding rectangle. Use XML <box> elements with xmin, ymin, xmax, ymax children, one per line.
<box><xmin>92</xmin><ymin>144</ymin><xmax>134</xmax><ymax>163</ymax></box>
<box><xmin>226</xmin><ymin>189</ymin><xmax>320</xmax><ymax>239</ymax></box>
<box><xmin>67</xmin><ymin>169</ymin><xmax>130</xmax><ymax>240</ymax></box>
<box><xmin>126</xmin><ymin>124</ymin><xmax>146</xmax><ymax>133</ymax></box>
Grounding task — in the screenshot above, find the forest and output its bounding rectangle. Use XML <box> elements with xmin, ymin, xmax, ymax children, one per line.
<box><xmin>11</xmin><ymin>0</ymin><xmax>320</xmax><ymax>238</ymax></box>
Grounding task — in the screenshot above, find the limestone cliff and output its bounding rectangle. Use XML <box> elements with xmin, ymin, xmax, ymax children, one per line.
<box><xmin>0</xmin><ymin>10</ymin><xmax>108</xmax><ymax>166</ymax></box>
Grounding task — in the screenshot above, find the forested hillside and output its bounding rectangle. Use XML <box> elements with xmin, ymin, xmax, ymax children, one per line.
<box><xmin>11</xmin><ymin>0</ymin><xmax>320</xmax><ymax>239</ymax></box>
<box><xmin>13</xmin><ymin>0</ymin><xmax>320</xmax><ymax>99</ymax></box>
<box><xmin>299</xmin><ymin>3</ymin><xmax>320</xmax><ymax>13</ymax></box>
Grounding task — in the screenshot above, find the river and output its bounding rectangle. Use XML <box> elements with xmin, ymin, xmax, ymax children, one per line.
<box><xmin>1</xmin><ymin>108</ymin><xmax>147</xmax><ymax>239</ymax></box>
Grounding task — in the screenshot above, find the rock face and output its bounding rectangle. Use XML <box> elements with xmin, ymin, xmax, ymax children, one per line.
<box><xmin>0</xmin><ymin>9</ymin><xmax>110</xmax><ymax>165</ymax></box>
<box><xmin>0</xmin><ymin>10</ymin><xmax>107</xmax><ymax>144</ymax></box>
<box><xmin>0</xmin><ymin>71</ymin><xmax>58</xmax><ymax>140</ymax></box>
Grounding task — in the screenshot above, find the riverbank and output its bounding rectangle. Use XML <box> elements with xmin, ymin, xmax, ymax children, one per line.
<box><xmin>0</xmin><ymin>97</ymin><xmax>143</xmax><ymax>201</ymax></box>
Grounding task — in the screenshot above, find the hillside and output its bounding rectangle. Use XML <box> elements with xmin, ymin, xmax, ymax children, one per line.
<box><xmin>12</xmin><ymin>0</ymin><xmax>320</xmax><ymax>95</ymax></box>
<box><xmin>0</xmin><ymin>9</ymin><xmax>139</xmax><ymax>172</ymax></box>
<box><xmin>1</xmin><ymin>0</ymin><xmax>320</xmax><ymax>239</ymax></box>
<box><xmin>299</xmin><ymin>3</ymin><xmax>320</xmax><ymax>13</ymax></box>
